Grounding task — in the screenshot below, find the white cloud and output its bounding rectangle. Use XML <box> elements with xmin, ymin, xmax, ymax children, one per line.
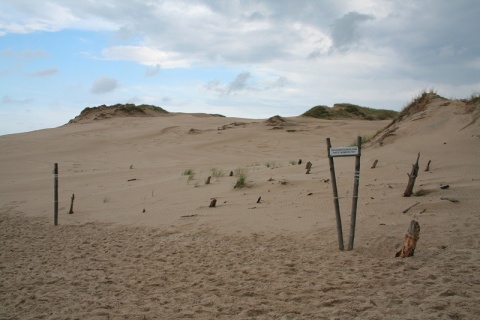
<box><xmin>102</xmin><ymin>46</ymin><xmax>190</xmax><ymax>68</ymax></box>
<box><xmin>2</xmin><ymin>95</ymin><xmax>33</xmax><ymax>104</ymax></box>
<box><xmin>90</xmin><ymin>76</ymin><xmax>118</xmax><ymax>94</ymax></box>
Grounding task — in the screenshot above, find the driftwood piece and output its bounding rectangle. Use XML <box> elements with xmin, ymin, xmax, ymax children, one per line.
<box><xmin>402</xmin><ymin>202</ymin><xmax>420</xmax><ymax>214</ymax></box>
<box><xmin>441</xmin><ymin>197</ymin><xmax>459</xmax><ymax>203</ymax></box>
<box><xmin>68</xmin><ymin>194</ymin><xmax>75</xmax><ymax>214</ymax></box>
<box><xmin>425</xmin><ymin>160</ymin><xmax>431</xmax><ymax>171</ymax></box>
<box><xmin>395</xmin><ymin>220</ymin><xmax>420</xmax><ymax>258</ymax></box>
<box><xmin>209</xmin><ymin>198</ymin><xmax>217</xmax><ymax>207</ymax></box>
<box><xmin>371</xmin><ymin>159</ymin><xmax>378</xmax><ymax>169</ymax></box>
<box><xmin>404</xmin><ymin>153</ymin><xmax>420</xmax><ymax>197</ymax></box>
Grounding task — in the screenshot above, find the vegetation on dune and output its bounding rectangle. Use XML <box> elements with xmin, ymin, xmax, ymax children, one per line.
<box><xmin>78</xmin><ymin>103</ymin><xmax>169</xmax><ymax>117</ymax></box>
<box><xmin>301</xmin><ymin>103</ymin><xmax>398</xmax><ymax>120</ymax></box>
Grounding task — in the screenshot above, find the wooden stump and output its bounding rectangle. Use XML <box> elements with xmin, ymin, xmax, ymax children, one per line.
<box><xmin>229</xmin><ymin>171</ymin><xmax>234</xmax><ymax>177</ymax></box>
<box><xmin>206</xmin><ymin>176</ymin><xmax>211</xmax><ymax>185</ymax></box>
<box><xmin>209</xmin><ymin>198</ymin><xmax>217</xmax><ymax>207</ymax></box>
<box><xmin>425</xmin><ymin>160</ymin><xmax>431</xmax><ymax>171</ymax></box>
<box><xmin>68</xmin><ymin>194</ymin><xmax>75</xmax><ymax>214</ymax></box>
<box><xmin>371</xmin><ymin>159</ymin><xmax>378</xmax><ymax>169</ymax></box>
<box><xmin>403</xmin><ymin>153</ymin><xmax>420</xmax><ymax>197</ymax></box>
<box><xmin>298</xmin><ymin>159</ymin><xmax>302</xmax><ymax>165</ymax></box>
<box><xmin>395</xmin><ymin>220</ymin><xmax>420</xmax><ymax>258</ymax></box>
<box><xmin>305</xmin><ymin>161</ymin><xmax>312</xmax><ymax>174</ymax></box>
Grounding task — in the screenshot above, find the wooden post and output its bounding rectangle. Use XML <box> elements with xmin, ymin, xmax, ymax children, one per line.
<box><xmin>425</xmin><ymin>160</ymin><xmax>431</xmax><ymax>171</ymax></box>
<box><xmin>257</xmin><ymin>196</ymin><xmax>261</xmax><ymax>203</ymax></box>
<box><xmin>395</xmin><ymin>220</ymin><xmax>420</xmax><ymax>258</ymax></box>
<box><xmin>206</xmin><ymin>176</ymin><xmax>211</xmax><ymax>185</ymax></box>
<box><xmin>229</xmin><ymin>171</ymin><xmax>233</xmax><ymax>177</ymax></box>
<box><xmin>371</xmin><ymin>159</ymin><xmax>378</xmax><ymax>169</ymax></box>
<box><xmin>348</xmin><ymin>136</ymin><xmax>361</xmax><ymax>251</ymax></box>
<box><xmin>53</xmin><ymin>163</ymin><xmax>58</xmax><ymax>226</ymax></box>
<box><xmin>68</xmin><ymin>194</ymin><xmax>75</xmax><ymax>214</ymax></box>
<box><xmin>298</xmin><ymin>159</ymin><xmax>302</xmax><ymax>165</ymax></box>
<box><xmin>404</xmin><ymin>153</ymin><xmax>420</xmax><ymax>197</ymax></box>
<box><xmin>326</xmin><ymin>138</ymin><xmax>344</xmax><ymax>251</ymax></box>
<box><xmin>209</xmin><ymin>198</ymin><xmax>217</xmax><ymax>207</ymax></box>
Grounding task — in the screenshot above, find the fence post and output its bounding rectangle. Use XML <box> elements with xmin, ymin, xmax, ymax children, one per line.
<box><xmin>54</xmin><ymin>163</ymin><xmax>58</xmax><ymax>226</ymax></box>
<box><xmin>326</xmin><ymin>138</ymin><xmax>344</xmax><ymax>251</ymax></box>
<box><xmin>348</xmin><ymin>136</ymin><xmax>362</xmax><ymax>250</ymax></box>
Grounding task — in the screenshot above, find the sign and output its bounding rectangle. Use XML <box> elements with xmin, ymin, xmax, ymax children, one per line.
<box><xmin>329</xmin><ymin>146</ymin><xmax>359</xmax><ymax>157</ymax></box>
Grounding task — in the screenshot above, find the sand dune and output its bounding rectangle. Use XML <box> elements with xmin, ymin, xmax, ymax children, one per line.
<box><xmin>1</xmin><ymin>94</ymin><xmax>479</xmax><ymax>319</ymax></box>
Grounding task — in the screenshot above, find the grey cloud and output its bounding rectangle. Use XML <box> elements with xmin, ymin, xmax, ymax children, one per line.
<box><xmin>2</xmin><ymin>95</ymin><xmax>33</xmax><ymax>104</ymax></box>
<box><xmin>331</xmin><ymin>11</ymin><xmax>374</xmax><ymax>50</ymax></box>
<box><xmin>90</xmin><ymin>77</ymin><xmax>118</xmax><ymax>94</ymax></box>
<box><xmin>29</xmin><ymin>67</ymin><xmax>59</xmax><ymax>77</ymax></box>
<box><xmin>0</xmin><ymin>49</ymin><xmax>48</xmax><ymax>59</ymax></box>
<box><xmin>228</xmin><ymin>72</ymin><xmax>252</xmax><ymax>94</ymax></box>
<box><xmin>145</xmin><ymin>64</ymin><xmax>161</xmax><ymax>76</ymax></box>
<box><xmin>204</xmin><ymin>72</ymin><xmax>253</xmax><ymax>95</ymax></box>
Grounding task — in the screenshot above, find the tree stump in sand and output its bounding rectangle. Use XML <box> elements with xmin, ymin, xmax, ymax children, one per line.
<box><xmin>395</xmin><ymin>220</ymin><xmax>420</xmax><ymax>258</ymax></box>
<box><xmin>209</xmin><ymin>198</ymin><xmax>217</xmax><ymax>207</ymax></box>
<box><xmin>404</xmin><ymin>153</ymin><xmax>420</xmax><ymax>197</ymax></box>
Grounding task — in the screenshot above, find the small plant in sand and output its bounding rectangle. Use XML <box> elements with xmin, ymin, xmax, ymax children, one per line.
<box><xmin>210</xmin><ymin>168</ymin><xmax>224</xmax><ymax>179</ymax></box>
<box><xmin>265</xmin><ymin>161</ymin><xmax>277</xmax><ymax>168</ymax></box>
<box><xmin>289</xmin><ymin>160</ymin><xmax>298</xmax><ymax>165</ymax></box>
<box><xmin>182</xmin><ymin>169</ymin><xmax>195</xmax><ymax>184</ymax></box>
<box><xmin>233</xmin><ymin>167</ymin><xmax>248</xmax><ymax>189</ymax></box>
<box><xmin>350</xmin><ymin>134</ymin><xmax>374</xmax><ymax>146</ymax></box>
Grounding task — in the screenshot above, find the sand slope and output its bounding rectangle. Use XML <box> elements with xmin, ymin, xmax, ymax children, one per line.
<box><xmin>1</xmin><ymin>97</ymin><xmax>480</xmax><ymax>319</ymax></box>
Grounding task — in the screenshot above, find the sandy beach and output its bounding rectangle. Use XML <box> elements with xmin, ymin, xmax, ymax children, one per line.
<box><xmin>1</xmin><ymin>93</ymin><xmax>480</xmax><ymax>319</ymax></box>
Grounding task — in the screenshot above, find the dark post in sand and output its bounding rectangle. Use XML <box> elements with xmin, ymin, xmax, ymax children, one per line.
<box><xmin>53</xmin><ymin>163</ymin><xmax>58</xmax><ymax>226</ymax></box>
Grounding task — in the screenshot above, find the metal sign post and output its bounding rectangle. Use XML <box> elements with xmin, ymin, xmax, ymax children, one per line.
<box><xmin>326</xmin><ymin>137</ymin><xmax>362</xmax><ymax>251</ymax></box>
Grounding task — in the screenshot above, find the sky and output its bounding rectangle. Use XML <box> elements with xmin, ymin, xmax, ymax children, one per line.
<box><xmin>1</xmin><ymin>0</ymin><xmax>479</xmax><ymax>135</ymax></box>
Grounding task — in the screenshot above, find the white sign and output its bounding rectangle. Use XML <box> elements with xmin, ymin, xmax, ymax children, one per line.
<box><xmin>330</xmin><ymin>146</ymin><xmax>359</xmax><ymax>157</ymax></box>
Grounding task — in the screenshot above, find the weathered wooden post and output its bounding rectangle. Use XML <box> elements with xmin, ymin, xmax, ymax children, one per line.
<box><xmin>68</xmin><ymin>194</ymin><xmax>75</xmax><ymax>214</ymax></box>
<box><xmin>404</xmin><ymin>153</ymin><xmax>420</xmax><ymax>197</ymax></box>
<box><xmin>371</xmin><ymin>159</ymin><xmax>378</xmax><ymax>169</ymax></box>
<box><xmin>206</xmin><ymin>176</ymin><xmax>211</xmax><ymax>185</ymax></box>
<box><xmin>395</xmin><ymin>220</ymin><xmax>420</xmax><ymax>258</ymax></box>
<box><xmin>209</xmin><ymin>198</ymin><xmax>217</xmax><ymax>207</ymax></box>
<box><xmin>53</xmin><ymin>163</ymin><xmax>58</xmax><ymax>226</ymax></box>
<box><xmin>326</xmin><ymin>138</ymin><xmax>344</xmax><ymax>251</ymax></box>
<box><xmin>348</xmin><ymin>136</ymin><xmax>362</xmax><ymax>251</ymax></box>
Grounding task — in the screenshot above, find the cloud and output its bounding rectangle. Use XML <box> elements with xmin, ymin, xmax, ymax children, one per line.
<box><xmin>90</xmin><ymin>77</ymin><xmax>118</xmax><ymax>94</ymax></box>
<box><xmin>145</xmin><ymin>64</ymin><xmax>161</xmax><ymax>77</ymax></box>
<box><xmin>228</xmin><ymin>72</ymin><xmax>252</xmax><ymax>94</ymax></box>
<box><xmin>0</xmin><ymin>49</ymin><xmax>48</xmax><ymax>59</ymax></box>
<box><xmin>330</xmin><ymin>11</ymin><xmax>374</xmax><ymax>50</ymax></box>
<box><xmin>205</xmin><ymin>72</ymin><xmax>253</xmax><ymax>95</ymax></box>
<box><xmin>2</xmin><ymin>95</ymin><xmax>33</xmax><ymax>104</ymax></box>
<box><xmin>102</xmin><ymin>46</ymin><xmax>190</xmax><ymax>68</ymax></box>
<box><xmin>29</xmin><ymin>67</ymin><xmax>59</xmax><ymax>77</ymax></box>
